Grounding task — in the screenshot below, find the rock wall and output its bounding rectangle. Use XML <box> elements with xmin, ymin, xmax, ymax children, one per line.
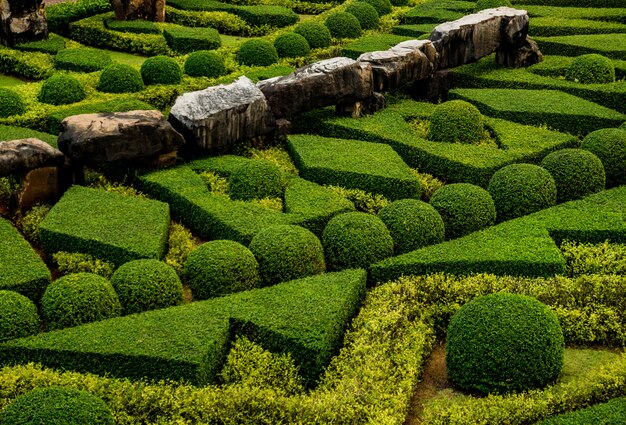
<box><xmin>0</xmin><ymin>0</ymin><xmax>48</xmax><ymax>46</ymax></box>
<box><xmin>110</xmin><ymin>0</ymin><xmax>165</xmax><ymax>22</ymax></box>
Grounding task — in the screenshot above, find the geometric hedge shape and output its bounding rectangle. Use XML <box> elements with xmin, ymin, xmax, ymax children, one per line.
<box><xmin>528</xmin><ymin>18</ymin><xmax>626</xmax><ymax>37</ymax></box>
<box><xmin>533</xmin><ymin>33</ymin><xmax>626</xmax><ymax>60</ymax></box>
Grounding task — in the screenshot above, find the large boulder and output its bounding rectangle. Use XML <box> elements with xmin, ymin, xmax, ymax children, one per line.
<box><xmin>0</xmin><ymin>138</ymin><xmax>64</xmax><ymax>176</ymax></box>
<box><xmin>110</xmin><ymin>0</ymin><xmax>165</xmax><ymax>22</ymax></box>
<box><xmin>0</xmin><ymin>0</ymin><xmax>48</xmax><ymax>46</ymax></box>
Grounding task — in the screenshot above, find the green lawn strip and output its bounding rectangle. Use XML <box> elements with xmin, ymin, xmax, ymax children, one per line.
<box><xmin>537</xmin><ymin>397</ymin><xmax>626</xmax><ymax>424</ymax></box>
<box><xmin>0</xmin><ymin>74</ymin><xmax>28</xmax><ymax>88</ymax></box>
<box><xmin>14</xmin><ymin>34</ymin><xmax>67</xmax><ymax>55</ymax></box>
<box><xmin>524</xmin><ymin>5</ymin><xmax>626</xmax><ymax>22</ymax></box>
<box><xmin>401</xmin><ymin>0</ymin><xmax>474</xmax><ymax>25</ymax></box>
<box><xmin>0</xmin><ymin>125</ymin><xmax>58</xmax><ymax>148</ymax></box>
<box><xmin>534</xmin><ymin>33</ymin><xmax>626</xmax><ymax>60</ymax></box>
<box><xmin>39</xmin><ymin>186</ymin><xmax>170</xmax><ymax>267</ymax></box>
<box><xmin>341</xmin><ymin>34</ymin><xmax>412</xmax><ymax>60</ymax></box>
<box><xmin>392</xmin><ymin>23</ymin><xmax>437</xmax><ymax>38</ymax></box>
<box><xmin>529</xmin><ymin>17</ymin><xmax>626</xmax><ymax>37</ymax></box>
<box><xmin>104</xmin><ymin>49</ymin><xmax>147</xmax><ymax>67</ymax></box>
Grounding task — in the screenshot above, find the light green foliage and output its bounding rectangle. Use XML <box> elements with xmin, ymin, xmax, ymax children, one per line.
<box><xmin>15</xmin><ymin>204</ymin><xmax>50</xmax><ymax>243</ymax></box>
<box><xmin>412</xmin><ymin>169</ymin><xmax>444</xmax><ymax>202</ymax></box>
<box><xmin>52</xmin><ymin>251</ymin><xmax>115</xmax><ymax>279</ymax></box>
<box><xmin>566</xmin><ymin>54</ymin><xmax>616</xmax><ymax>84</ymax></box>
<box><xmin>324</xmin><ymin>185</ymin><xmax>390</xmax><ymax>215</ymax></box>
<box><xmin>561</xmin><ymin>240</ymin><xmax>626</xmax><ymax>277</ymax></box>
<box><xmin>246</xmin><ymin>146</ymin><xmax>299</xmax><ymax>175</ymax></box>
<box><xmin>0</xmin><ymin>176</ymin><xmax>19</xmax><ymax>206</ymax></box>
<box><xmin>198</xmin><ymin>171</ymin><xmax>229</xmax><ymax>195</ymax></box>
<box><xmin>537</xmin><ymin>397</ymin><xmax>626</xmax><ymax>424</ymax></box>
<box><xmin>251</xmin><ymin>197</ymin><xmax>283</xmax><ymax>212</ymax></box>
<box><xmin>164</xmin><ymin>222</ymin><xmax>197</xmax><ymax>277</ymax></box>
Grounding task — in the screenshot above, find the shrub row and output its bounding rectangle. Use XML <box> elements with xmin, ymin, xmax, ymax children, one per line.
<box><xmin>528</xmin><ymin>17</ymin><xmax>626</xmax><ymax>37</ymax></box>
<box><xmin>0</xmin><ymin>47</ymin><xmax>54</xmax><ymax>80</ymax></box>
<box><xmin>46</xmin><ymin>0</ymin><xmax>111</xmax><ymax>35</ymax></box>
<box><xmin>14</xmin><ymin>34</ymin><xmax>67</xmax><ymax>55</ymax></box>
<box><xmin>401</xmin><ymin>0</ymin><xmax>473</xmax><ymax>25</ymax></box>
<box><xmin>533</xmin><ymin>34</ymin><xmax>626</xmax><ymax>60</ymax></box>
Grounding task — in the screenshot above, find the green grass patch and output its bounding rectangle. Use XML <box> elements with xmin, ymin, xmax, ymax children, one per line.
<box><xmin>341</xmin><ymin>34</ymin><xmax>412</xmax><ymax>60</ymax></box>
<box><xmin>524</xmin><ymin>5</ymin><xmax>626</xmax><ymax>22</ymax></box>
<box><xmin>0</xmin><ymin>125</ymin><xmax>58</xmax><ymax>148</ymax></box>
<box><xmin>0</xmin><ymin>74</ymin><xmax>26</xmax><ymax>88</ymax></box>
<box><xmin>392</xmin><ymin>23</ymin><xmax>437</xmax><ymax>38</ymax></box>
<box><xmin>534</xmin><ymin>34</ymin><xmax>626</xmax><ymax>60</ymax></box>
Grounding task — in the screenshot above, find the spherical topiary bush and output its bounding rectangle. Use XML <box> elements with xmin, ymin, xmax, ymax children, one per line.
<box><xmin>446</xmin><ymin>293</ymin><xmax>564</xmax><ymax>395</ymax></box>
<box><xmin>427</xmin><ymin>100</ymin><xmax>485</xmax><ymax>144</ymax></box>
<box><xmin>228</xmin><ymin>160</ymin><xmax>285</xmax><ymax>201</ymax></box>
<box><xmin>430</xmin><ymin>183</ymin><xmax>496</xmax><ymax>239</ymax></box>
<box><xmin>111</xmin><ymin>260</ymin><xmax>183</xmax><ymax>315</ymax></box>
<box><xmin>274</xmin><ymin>32</ymin><xmax>311</xmax><ymax>58</ymax></box>
<box><xmin>41</xmin><ymin>273</ymin><xmax>121</xmax><ymax>330</ymax></box>
<box><xmin>236</xmin><ymin>39</ymin><xmax>279</xmax><ymax>67</ymax></box>
<box><xmin>38</xmin><ymin>73</ymin><xmax>86</xmax><ymax>106</ymax></box>
<box><xmin>325</xmin><ymin>12</ymin><xmax>362</xmax><ymax>39</ymax></box>
<box><xmin>345</xmin><ymin>2</ymin><xmax>380</xmax><ymax>30</ymax></box>
<box><xmin>540</xmin><ymin>148</ymin><xmax>606</xmax><ymax>203</ymax></box>
<box><xmin>378</xmin><ymin>199</ymin><xmax>445</xmax><ymax>254</ymax></box>
<box><xmin>322</xmin><ymin>212</ymin><xmax>393</xmax><ymax>270</ymax></box>
<box><xmin>487</xmin><ymin>163</ymin><xmax>557</xmax><ymax>222</ymax></box>
<box><xmin>475</xmin><ymin>0</ymin><xmax>512</xmax><ymax>11</ymax></box>
<box><xmin>140</xmin><ymin>55</ymin><xmax>182</xmax><ymax>85</ymax></box>
<box><xmin>185</xmin><ymin>240</ymin><xmax>260</xmax><ymax>299</ymax></box>
<box><xmin>294</xmin><ymin>21</ymin><xmax>332</xmax><ymax>49</ymax></box>
<box><xmin>0</xmin><ymin>88</ymin><xmax>26</xmax><ymax>118</ymax></box>
<box><xmin>0</xmin><ymin>387</ymin><xmax>114</xmax><ymax>425</ymax></box>
<box><xmin>0</xmin><ymin>291</ymin><xmax>39</xmax><ymax>342</ymax></box>
<box><xmin>581</xmin><ymin>128</ymin><xmax>626</xmax><ymax>187</ymax></box>
<box><xmin>565</xmin><ymin>54</ymin><xmax>615</xmax><ymax>84</ymax></box>
<box><xmin>361</xmin><ymin>0</ymin><xmax>392</xmax><ymax>16</ymax></box>
<box><xmin>184</xmin><ymin>50</ymin><xmax>227</xmax><ymax>78</ymax></box>
<box><xmin>98</xmin><ymin>63</ymin><xmax>144</xmax><ymax>93</ymax></box>
<box><xmin>248</xmin><ymin>225</ymin><xmax>325</xmax><ymax>286</ymax></box>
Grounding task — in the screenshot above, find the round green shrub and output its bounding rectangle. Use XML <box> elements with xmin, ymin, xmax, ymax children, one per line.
<box><xmin>378</xmin><ymin>199</ymin><xmax>445</xmax><ymax>254</ymax></box>
<box><xmin>236</xmin><ymin>39</ymin><xmax>279</xmax><ymax>67</ymax></box>
<box><xmin>111</xmin><ymin>260</ymin><xmax>183</xmax><ymax>315</ymax></box>
<box><xmin>322</xmin><ymin>212</ymin><xmax>393</xmax><ymax>270</ymax></box>
<box><xmin>446</xmin><ymin>293</ymin><xmax>564</xmax><ymax>395</ymax></box>
<box><xmin>325</xmin><ymin>12</ymin><xmax>362</xmax><ymax>39</ymax></box>
<box><xmin>428</xmin><ymin>100</ymin><xmax>485</xmax><ymax>144</ymax></box>
<box><xmin>184</xmin><ymin>50</ymin><xmax>227</xmax><ymax>78</ymax></box>
<box><xmin>185</xmin><ymin>240</ymin><xmax>261</xmax><ymax>299</ymax></box>
<box><xmin>38</xmin><ymin>73</ymin><xmax>86</xmax><ymax>106</ymax></box>
<box><xmin>0</xmin><ymin>291</ymin><xmax>39</xmax><ymax>342</ymax></box>
<box><xmin>0</xmin><ymin>88</ymin><xmax>26</xmax><ymax>118</ymax></box>
<box><xmin>361</xmin><ymin>0</ymin><xmax>392</xmax><ymax>15</ymax></box>
<box><xmin>345</xmin><ymin>2</ymin><xmax>380</xmax><ymax>30</ymax></box>
<box><xmin>41</xmin><ymin>273</ymin><xmax>121</xmax><ymax>330</ymax></box>
<box><xmin>430</xmin><ymin>183</ymin><xmax>496</xmax><ymax>239</ymax></box>
<box><xmin>581</xmin><ymin>128</ymin><xmax>626</xmax><ymax>187</ymax></box>
<box><xmin>540</xmin><ymin>148</ymin><xmax>606</xmax><ymax>203</ymax></box>
<box><xmin>140</xmin><ymin>55</ymin><xmax>182</xmax><ymax>85</ymax></box>
<box><xmin>475</xmin><ymin>0</ymin><xmax>512</xmax><ymax>11</ymax></box>
<box><xmin>228</xmin><ymin>160</ymin><xmax>285</xmax><ymax>201</ymax></box>
<box><xmin>248</xmin><ymin>225</ymin><xmax>325</xmax><ymax>285</ymax></box>
<box><xmin>294</xmin><ymin>21</ymin><xmax>332</xmax><ymax>49</ymax></box>
<box><xmin>54</xmin><ymin>48</ymin><xmax>112</xmax><ymax>72</ymax></box>
<box><xmin>487</xmin><ymin>163</ymin><xmax>557</xmax><ymax>222</ymax></box>
<box><xmin>97</xmin><ymin>63</ymin><xmax>144</xmax><ymax>93</ymax></box>
<box><xmin>565</xmin><ymin>54</ymin><xmax>615</xmax><ymax>84</ymax></box>
<box><xmin>0</xmin><ymin>387</ymin><xmax>114</xmax><ymax>425</ymax></box>
<box><xmin>274</xmin><ymin>32</ymin><xmax>310</xmax><ymax>58</ymax></box>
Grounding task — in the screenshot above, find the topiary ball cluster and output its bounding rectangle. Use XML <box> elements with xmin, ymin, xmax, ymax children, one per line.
<box><xmin>38</xmin><ymin>73</ymin><xmax>86</xmax><ymax>106</ymax></box>
<box><xmin>98</xmin><ymin>63</ymin><xmax>144</xmax><ymax>93</ymax></box>
<box><xmin>228</xmin><ymin>160</ymin><xmax>285</xmax><ymax>201</ymax></box>
<box><xmin>565</xmin><ymin>54</ymin><xmax>615</xmax><ymax>84</ymax></box>
<box><xmin>0</xmin><ymin>88</ymin><xmax>26</xmax><ymax>118</ymax></box>
<box><xmin>378</xmin><ymin>199</ymin><xmax>445</xmax><ymax>254</ymax></box>
<box><xmin>184</xmin><ymin>50</ymin><xmax>227</xmax><ymax>78</ymax></box>
<box><xmin>0</xmin><ymin>290</ymin><xmax>39</xmax><ymax>342</ymax></box>
<box><xmin>474</xmin><ymin>0</ymin><xmax>512</xmax><ymax>11</ymax></box>
<box><xmin>237</xmin><ymin>39</ymin><xmax>279</xmax><ymax>67</ymax></box>
<box><xmin>294</xmin><ymin>21</ymin><xmax>332</xmax><ymax>49</ymax></box>
<box><xmin>488</xmin><ymin>163</ymin><xmax>557</xmax><ymax>222</ymax></box>
<box><xmin>361</xmin><ymin>0</ymin><xmax>392</xmax><ymax>16</ymax></box>
<box><xmin>428</xmin><ymin>100</ymin><xmax>485</xmax><ymax>144</ymax></box>
<box><xmin>322</xmin><ymin>212</ymin><xmax>393</xmax><ymax>270</ymax></box>
<box><xmin>345</xmin><ymin>2</ymin><xmax>380</xmax><ymax>30</ymax></box>
<box><xmin>185</xmin><ymin>240</ymin><xmax>261</xmax><ymax>299</ymax></box>
<box><xmin>581</xmin><ymin>128</ymin><xmax>626</xmax><ymax>187</ymax></box>
<box><xmin>446</xmin><ymin>293</ymin><xmax>564</xmax><ymax>395</ymax></box>
<box><xmin>540</xmin><ymin>148</ymin><xmax>606</xmax><ymax>203</ymax></box>
<box><xmin>249</xmin><ymin>225</ymin><xmax>325</xmax><ymax>286</ymax></box>
<box><xmin>140</xmin><ymin>55</ymin><xmax>182</xmax><ymax>85</ymax></box>
<box><xmin>325</xmin><ymin>12</ymin><xmax>362</xmax><ymax>39</ymax></box>
<box><xmin>274</xmin><ymin>32</ymin><xmax>310</xmax><ymax>58</ymax></box>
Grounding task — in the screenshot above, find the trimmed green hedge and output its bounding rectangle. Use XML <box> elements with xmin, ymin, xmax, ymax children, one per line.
<box><xmin>428</xmin><ymin>100</ymin><xmax>485</xmax><ymax>145</ymax></box>
<box><xmin>14</xmin><ymin>34</ymin><xmax>67</xmax><ymax>55</ymax></box>
<box><xmin>534</xmin><ymin>34</ymin><xmax>626</xmax><ymax>60</ymax></box>
<box><xmin>97</xmin><ymin>63</ymin><xmax>144</xmax><ymax>93</ymax></box>
<box><xmin>54</xmin><ymin>48</ymin><xmax>112</xmax><ymax>72</ymax></box>
<box><xmin>512</xmin><ymin>0</ymin><xmax>625</xmax><ymax>7</ymax></box>
<box><xmin>537</xmin><ymin>397</ymin><xmax>626</xmax><ymax>424</ymax></box>
<box><xmin>38</xmin><ymin>74</ymin><xmax>86</xmax><ymax>106</ymax></box>
<box><xmin>529</xmin><ymin>17</ymin><xmax>626</xmax><ymax>37</ymax></box>
<box><xmin>294</xmin><ymin>21</ymin><xmax>332</xmax><ymax>49</ymax></box>
<box><xmin>163</xmin><ymin>26</ymin><xmax>221</xmax><ymax>54</ymax></box>
<box><xmin>237</xmin><ymin>39</ymin><xmax>279</xmax><ymax>67</ymax></box>
<box><xmin>0</xmin><ymin>89</ymin><xmax>25</xmax><ymax>119</ymax></box>
<box><xmin>184</xmin><ymin>50</ymin><xmax>226</xmax><ymax>78</ymax></box>
<box><xmin>581</xmin><ymin>128</ymin><xmax>626</xmax><ymax>187</ymax></box>
<box><xmin>541</xmin><ymin>149</ymin><xmax>606</xmax><ymax>203</ymax></box>
<box><xmin>104</xmin><ymin>18</ymin><xmax>160</xmax><ymax>34</ymax></box>
<box><xmin>401</xmin><ymin>0</ymin><xmax>474</xmax><ymax>25</ymax></box>
<box><xmin>341</xmin><ymin>33</ymin><xmax>411</xmax><ymax>60</ymax></box>
<box><xmin>523</xmin><ymin>5</ymin><xmax>626</xmax><ymax>22</ymax></box>
<box><xmin>0</xmin><ymin>291</ymin><xmax>39</xmax><ymax>342</ymax></box>
<box><xmin>325</xmin><ymin>12</ymin><xmax>362</xmax><ymax>39</ymax></box>
<box><xmin>46</xmin><ymin>0</ymin><xmax>111</xmax><ymax>35</ymax></box>
<box><xmin>0</xmin><ymin>47</ymin><xmax>54</xmax><ymax>80</ymax></box>
<box><xmin>141</xmin><ymin>55</ymin><xmax>182</xmax><ymax>85</ymax></box>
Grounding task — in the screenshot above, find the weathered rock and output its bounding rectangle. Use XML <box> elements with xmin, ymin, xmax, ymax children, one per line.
<box><xmin>169</xmin><ymin>76</ymin><xmax>274</xmax><ymax>151</ymax></box>
<box><xmin>412</xmin><ymin>70</ymin><xmax>455</xmax><ymax>103</ymax></box>
<box><xmin>257</xmin><ymin>57</ymin><xmax>374</xmax><ymax>119</ymax></box>
<box><xmin>337</xmin><ymin>92</ymin><xmax>386</xmax><ymax>118</ymax></box>
<box><xmin>0</xmin><ymin>138</ymin><xmax>64</xmax><ymax>176</ymax></box>
<box><xmin>17</xmin><ymin>166</ymin><xmax>62</xmax><ymax>210</ymax></box>
<box><xmin>110</xmin><ymin>0</ymin><xmax>165</xmax><ymax>22</ymax></box>
<box><xmin>0</xmin><ymin>0</ymin><xmax>48</xmax><ymax>46</ymax></box>
<box><xmin>58</xmin><ymin>110</ymin><xmax>184</xmax><ymax>164</ymax></box>
<box><xmin>496</xmin><ymin>36</ymin><xmax>543</xmax><ymax>68</ymax></box>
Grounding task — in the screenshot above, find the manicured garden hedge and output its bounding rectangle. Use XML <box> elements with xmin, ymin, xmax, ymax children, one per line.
<box><xmin>528</xmin><ymin>17</ymin><xmax>626</xmax><ymax>37</ymax></box>
<box><xmin>537</xmin><ymin>397</ymin><xmax>626</xmax><ymax>424</ymax></box>
<box><xmin>341</xmin><ymin>34</ymin><xmax>411</xmax><ymax>60</ymax></box>
<box><xmin>401</xmin><ymin>0</ymin><xmax>473</xmax><ymax>25</ymax></box>
<box><xmin>533</xmin><ymin>34</ymin><xmax>626</xmax><ymax>60</ymax></box>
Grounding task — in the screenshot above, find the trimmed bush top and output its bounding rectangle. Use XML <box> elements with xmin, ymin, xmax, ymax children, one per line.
<box><xmin>0</xmin><ymin>88</ymin><xmax>26</xmax><ymax>118</ymax></box>
<box><xmin>140</xmin><ymin>55</ymin><xmax>182</xmax><ymax>85</ymax></box>
<box><xmin>566</xmin><ymin>54</ymin><xmax>616</xmax><ymax>84</ymax></box>
<box><xmin>237</xmin><ymin>39</ymin><xmax>279</xmax><ymax>67</ymax></box>
<box><xmin>428</xmin><ymin>100</ymin><xmax>485</xmax><ymax>144</ymax></box>
<box><xmin>325</xmin><ymin>12</ymin><xmax>362</xmax><ymax>39</ymax></box>
<box><xmin>294</xmin><ymin>21</ymin><xmax>332</xmax><ymax>49</ymax></box>
<box><xmin>228</xmin><ymin>159</ymin><xmax>285</xmax><ymax>201</ymax></box>
<box><xmin>54</xmin><ymin>47</ymin><xmax>112</xmax><ymax>72</ymax></box>
<box><xmin>541</xmin><ymin>148</ymin><xmax>606</xmax><ymax>203</ymax></box>
<box><xmin>38</xmin><ymin>73</ymin><xmax>86</xmax><ymax>106</ymax></box>
<box><xmin>533</xmin><ymin>33</ymin><xmax>626</xmax><ymax>60</ymax></box>
<box><xmin>581</xmin><ymin>128</ymin><xmax>626</xmax><ymax>187</ymax></box>
<box><xmin>184</xmin><ymin>50</ymin><xmax>226</xmax><ymax>78</ymax></box>
<box><xmin>105</xmin><ymin>18</ymin><xmax>160</xmax><ymax>34</ymax></box>
<box><xmin>0</xmin><ymin>291</ymin><xmax>39</xmax><ymax>342</ymax></box>
<box><xmin>164</xmin><ymin>26</ymin><xmax>221</xmax><ymax>54</ymax></box>
<box><xmin>274</xmin><ymin>32</ymin><xmax>310</xmax><ymax>58</ymax></box>
<box><xmin>97</xmin><ymin>63</ymin><xmax>144</xmax><ymax>94</ymax></box>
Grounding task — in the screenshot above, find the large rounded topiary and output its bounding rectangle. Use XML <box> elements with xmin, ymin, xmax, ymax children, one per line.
<box><xmin>325</xmin><ymin>12</ymin><xmax>362</xmax><ymax>39</ymax></box>
<box><xmin>0</xmin><ymin>291</ymin><xmax>39</xmax><ymax>342</ymax></box>
<box><xmin>322</xmin><ymin>212</ymin><xmax>393</xmax><ymax>270</ymax></box>
<box><xmin>41</xmin><ymin>273</ymin><xmax>121</xmax><ymax>330</ymax></box>
<box><xmin>0</xmin><ymin>88</ymin><xmax>26</xmax><ymax>118</ymax></box>
<box><xmin>140</xmin><ymin>55</ymin><xmax>182</xmax><ymax>85</ymax></box>
<box><xmin>446</xmin><ymin>293</ymin><xmax>564</xmax><ymax>395</ymax></box>
<box><xmin>237</xmin><ymin>39</ymin><xmax>279</xmax><ymax>67</ymax></box>
<box><xmin>184</xmin><ymin>50</ymin><xmax>226</xmax><ymax>78</ymax></box>
<box><xmin>111</xmin><ymin>260</ymin><xmax>183</xmax><ymax>315</ymax></box>
<box><xmin>98</xmin><ymin>63</ymin><xmax>144</xmax><ymax>93</ymax></box>
<box><xmin>581</xmin><ymin>128</ymin><xmax>626</xmax><ymax>187</ymax></box>
<box><xmin>0</xmin><ymin>387</ymin><xmax>114</xmax><ymax>425</ymax></box>
<box><xmin>430</xmin><ymin>183</ymin><xmax>496</xmax><ymax>239</ymax></box>
<box><xmin>361</xmin><ymin>0</ymin><xmax>392</xmax><ymax>16</ymax></box>
<box><xmin>294</xmin><ymin>21</ymin><xmax>332</xmax><ymax>49</ymax></box>
<box><xmin>488</xmin><ymin>163</ymin><xmax>557</xmax><ymax>222</ymax></box>
<box><xmin>38</xmin><ymin>73</ymin><xmax>86</xmax><ymax>106</ymax></box>
<box><xmin>565</xmin><ymin>54</ymin><xmax>615</xmax><ymax>84</ymax></box>
<box><xmin>427</xmin><ymin>100</ymin><xmax>485</xmax><ymax>144</ymax></box>
<box><xmin>274</xmin><ymin>32</ymin><xmax>310</xmax><ymax>58</ymax></box>
<box><xmin>249</xmin><ymin>225</ymin><xmax>325</xmax><ymax>285</ymax></box>
<box><xmin>228</xmin><ymin>160</ymin><xmax>285</xmax><ymax>201</ymax></box>
<box><xmin>474</xmin><ymin>0</ymin><xmax>512</xmax><ymax>11</ymax></box>
<box><xmin>54</xmin><ymin>48</ymin><xmax>112</xmax><ymax>72</ymax></box>
<box><xmin>378</xmin><ymin>199</ymin><xmax>445</xmax><ymax>254</ymax></box>
<box><xmin>540</xmin><ymin>148</ymin><xmax>606</xmax><ymax>203</ymax></box>
<box><xmin>185</xmin><ymin>240</ymin><xmax>260</xmax><ymax>299</ymax></box>
<box><xmin>345</xmin><ymin>2</ymin><xmax>380</xmax><ymax>30</ymax></box>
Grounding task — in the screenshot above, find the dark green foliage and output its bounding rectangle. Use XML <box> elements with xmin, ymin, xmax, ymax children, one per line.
<box><xmin>185</xmin><ymin>240</ymin><xmax>260</xmax><ymax>300</ymax></box>
<box><xmin>565</xmin><ymin>54</ymin><xmax>616</xmax><ymax>84</ymax></box>
<box><xmin>428</xmin><ymin>100</ymin><xmax>485</xmax><ymax>144</ymax></box>
<box><xmin>361</xmin><ymin>0</ymin><xmax>392</xmax><ymax>15</ymax></box>
<box><xmin>446</xmin><ymin>293</ymin><xmax>564</xmax><ymax>395</ymax></box>
<box><xmin>249</xmin><ymin>225</ymin><xmax>325</xmax><ymax>285</ymax></box>
<box><xmin>0</xmin><ymin>387</ymin><xmax>114</xmax><ymax>425</ymax></box>
<box><xmin>42</xmin><ymin>273</ymin><xmax>121</xmax><ymax>330</ymax></box>
<box><xmin>533</xmin><ymin>34</ymin><xmax>626</xmax><ymax>60</ymax></box>
<box><xmin>581</xmin><ymin>128</ymin><xmax>626</xmax><ymax>188</ymax></box>
<box><xmin>46</xmin><ymin>0</ymin><xmax>111</xmax><ymax>35</ymax></box>
<box><xmin>341</xmin><ymin>33</ymin><xmax>411</xmax><ymax>60</ymax></box>
<box><xmin>228</xmin><ymin>160</ymin><xmax>285</xmax><ymax>201</ymax></box>
<box><xmin>389</xmin><ymin>0</ymin><xmax>408</xmax><ymax>6</ymax></box>
<box><xmin>38</xmin><ymin>73</ymin><xmax>86</xmax><ymax>106</ymax></box>
<box><xmin>322</xmin><ymin>212</ymin><xmax>393</xmax><ymax>270</ymax></box>
<box><xmin>488</xmin><ymin>164</ymin><xmax>557</xmax><ymax>222</ymax></box>
<box><xmin>236</xmin><ymin>6</ymin><xmax>298</xmax><ymax>28</ymax></box>
<box><xmin>184</xmin><ymin>50</ymin><xmax>226</xmax><ymax>78</ymax></box>
<box><xmin>104</xmin><ymin>18</ymin><xmax>160</xmax><ymax>34</ymax></box>
<box><xmin>325</xmin><ymin>12</ymin><xmax>362</xmax><ymax>39</ymax></box>
<box><xmin>54</xmin><ymin>48</ymin><xmax>112</xmax><ymax>72</ymax></box>
<box><xmin>378</xmin><ymin>199</ymin><xmax>445</xmax><ymax>255</ymax></box>
<box><xmin>345</xmin><ymin>2</ymin><xmax>379</xmax><ymax>30</ymax></box>
<box><xmin>541</xmin><ymin>149</ymin><xmax>606</xmax><ymax>203</ymax></box>
<box><xmin>15</xmin><ymin>34</ymin><xmax>66</xmax><ymax>54</ymax></box>
<box><xmin>294</xmin><ymin>21</ymin><xmax>332</xmax><ymax>49</ymax></box>
<box><xmin>97</xmin><ymin>63</ymin><xmax>144</xmax><ymax>93</ymax></box>
<box><xmin>274</xmin><ymin>32</ymin><xmax>310</xmax><ymax>58</ymax></box>
<box><xmin>474</xmin><ymin>0</ymin><xmax>511</xmax><ymax>11</ymax></box>
<box><xmin>0</xmin><ymin>89</ymin><xmax>25</xmax><ymax>118</ymax></box>
<box><xmin>538</xmin><ymin>397</ymin><xmax>626</xmax><ymax>424</ymax></box>
<box><xmin>111</xmin><ymin>260</ymin><xmax>183</xmax><ymax>315</ymax></box>
<box><xmin>430</xmin><ymin>183</ymin><xmax>496</xmax><ymax>240</ymax></box>
<box><xmin>236</xmin><ymin>39</ymin><xmax>279</xmax><ymax>66</ymax></box>
<box><xmin>164</xmin><ymin>26</ymin><xmax>221</xmax><ymax>54</ymax></box>
<box><xmin>140</xmin><ymin>55</ymin><xmax>182</xmax><ymax>85</ymax></box>
<box><xmin>0</xmin><ymin>291</ymin><xmax>39</xmax><ymax>342</ymax></box>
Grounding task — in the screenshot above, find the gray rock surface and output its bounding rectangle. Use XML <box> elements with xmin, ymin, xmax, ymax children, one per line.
<box><xmin>496</xmin><ymin>36</ymin><xmax>543</xmax><ymax>68</ymax></box>
<box><xmin>0</xmin><ymin>138</ymin><xmax>64</xmax><ymax>176</ymax></box>
<box><xmin>111</xmin><ymin>0</ymin><xmax>165</xmax><ymax>22</ymax></box>
<box><xmin>0</xmin><ymin>0</ymin><xmax>48</xmax><ymax>46</ymax></box>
